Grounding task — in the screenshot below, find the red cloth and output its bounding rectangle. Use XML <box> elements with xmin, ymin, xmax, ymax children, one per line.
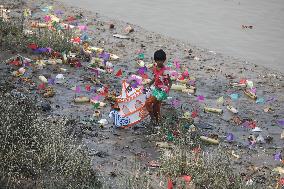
<box><xmin>153</xmin><ymin>65</ymin><xmax>170</xmax><ymax>93</ymax></box>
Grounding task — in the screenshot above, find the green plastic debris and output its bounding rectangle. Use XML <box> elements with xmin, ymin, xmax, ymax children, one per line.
<box><xmin>152</xmin><ymin>88</ymin><xmax>168</xmax><ymax>101</ymax></box>
<box><xmin>93</xmin><ymin>102</ymin><xmax>100</xmax><ymax>109</ymax></box>
<box><xmin>138</xmin><ymin>53</ymin><xmax>144</xmax><ymax>60</ymax></box>
<box><xmin>167</xmin><ymin>132</ymin><xmax>174</xmax><ymax>141</ymax></box>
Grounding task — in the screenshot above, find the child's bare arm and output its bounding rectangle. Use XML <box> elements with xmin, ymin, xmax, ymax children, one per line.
<box><xmin>168</xmin><ymin>77</ymin><xmax>172</xmax><ymax>88</ymax></box>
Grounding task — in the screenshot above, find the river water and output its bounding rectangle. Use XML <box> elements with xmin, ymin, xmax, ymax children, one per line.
<box><xmin>60</xmin><ymin>0</ymin><xmax>284</xmax><ymax>72</ymax></box>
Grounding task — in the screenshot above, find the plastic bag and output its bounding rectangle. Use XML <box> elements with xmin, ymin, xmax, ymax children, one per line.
<box><xmin>152</xmin><ymin>88</ymin><xmax>168</xmax><ymax>101</ymax></box>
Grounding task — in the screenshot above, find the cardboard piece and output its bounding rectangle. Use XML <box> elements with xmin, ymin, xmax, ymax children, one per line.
<box><xmin>109</xmin><ymin>80</ymin><xmax>148</xmax><ymax>128</ymax></box>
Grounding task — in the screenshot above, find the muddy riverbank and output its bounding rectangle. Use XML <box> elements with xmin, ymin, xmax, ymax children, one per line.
<box><xmin>0</xmin><ymin>0</ymin><xmax>283</xmax><ymax>188</ymax></box>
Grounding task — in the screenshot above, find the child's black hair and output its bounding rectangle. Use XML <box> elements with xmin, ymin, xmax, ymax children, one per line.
<box><xmin>154</xmin><ymin>49</ymin><xmax>166</xmax><ymax>62</ymax></box>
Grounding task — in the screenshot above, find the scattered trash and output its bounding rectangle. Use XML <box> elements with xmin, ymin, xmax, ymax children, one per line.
<box><xmin>248</xmin><ymin>134</ymin><xmax>257</xmax><ymax>146</ymax></box>
<box><xmin>110</xmin><ymin>80</ymin><xmax>148</xmax><ymax>128</ymax></box>
<box><xmin>263</xmin><ymin>107</ymin><xmax>273</xmax><ymax>113</ymax></box>
<box><xmin>55</xmin><ymin>74</ymin><xmax>65</xmax><ymax>83</ymax></box>
<box><xmin>156</xmin><ymin>142</ymin><xmax>173</xmax><ymax>149</ymax></box>
<box><xmin>98</xmin><ymin>119</ymin><xmax>108</xmax><ymax>126</ymax></box>
<box><xmin>278</xmin><ymin>119</ymin><xmax>284</xmax><ymax>126</ymax></box>
<box><xmin>216</xmin><ymin>96</ymin><xmax>224</xmax><ymax>105</ymax></box>
<box><xmin>171</xmin><ymin>84</ymin><xmax>187</xmax><ymax>91</ymax></box>
<box><xmin>148</xmin><ymin>160</ymin><xmax>160</xmax><ymax>168</ymax></box>
<box><xmin>39</xmin><ymin>75</ymin><xmax>48</xmax><ymax>83</ymax></box>
<box><xmin>226</xmin><ymin>133</ymin><xmax>234</xmax><ymax>142</ymax></box>
<box><xmin>256</xmin><ymin>134</ymin><xmax>265</xmax><ymax>143</ymax></box>
<box><xmin>229</xmin><ymin>93</ymin><xmax>239</xmax><ymax>100</ymax></box>
<box><xmin>231</xmin><ymin>150</ymin><xmax>240</xmax><ymax>159</ymax></box>
<box><xmin>197</xmin><ymin>95</ymin><xmax>205</xmax><ymax>102</ymax></box>
<box><xmin>256</xmin><ymin>98</ymin><xmax>265</xmax><ymax>104</ymax></box>
<box><xmin>43</xmin><ymin>87</ymin><xmax>55</xmax><ymax>98</ymax></box>
<box><xmin>242</xmin><ymin>25</ymin><xmax>253</xmax><ymax>29</ymax></box>
<box><xmin>93</xmin><ymin>110</ymin><xmax>101</xmax><ymax>117</ymax></box>
<box><xmin>0</xmin><ymin>4</ymin><xmax>282</xmax><ymax>187</ymax></box>
<box><xmin>167</xmin><ymin>132</ymin><xmax>174</xmax><ymax>141</ymax></box>
<box><xmin>74</xmin><ymin>96</ymin><xmax>90</xmax><ymax>103</ymax></box>
<box><xmin>245</xmin><ymin>179</ymin><xmax>254</xmax><ymax>186</ymax></box>
<box><xmin>195</xmin><ymin>122</ymin><xmax>213</xmax><ymax>130</ymax></box>
<box><xmin>246</xmin><ymin>80</ymin><xmax>254</xmax><ymax>88</ymax></box>
<box><xmin>125</xmin><ymin>25</ymin><xmax>134</xmax><ymax>33</ymax></box>
<box><xmin>204</xmin><ymin>107</ymin><xmax>223</xmax><ymax>114</ymax></box>
<box><xmin>191</xmin><ymin>111</ymin><xmax>198</xmax><ymax>119</ymax></box>
<box><xmin>252</xmin><ymin>127</ymin><xmax>262</xmax><ymax>132</ymax></box>
<box><xmin>264</xmin><ymin>135</ymin><xmax>273</xmax><ymax>143</ymax></box>
<box><xmin>113</xmin><ymin>34</ymin><xmax>130</xmax><ymax>39</ymax></box>
<box><xmin>181</xmin><ymin>88</ymin><xmax>195</xmax><ymax>94</ymax></box>
<box><xmin>200</xmin><ymin>135</ymin><xmax>219</xmax><ymax>145</ymax></box>
<box><xmin>230</xmin><ymin>82</ymin><xmax>246</xmax><ymax>88</ymax></box>
<box><xmin>0</xmin><ymin>5</ymin><xmax>10</xmax><ymax>21</ymax></box>
<box><xmin>274</xmin><ymin>152</ymin><xmax>282</xmax><ymax>161</ymax></box>
<box><xmin>115</xmin><ymin>69</ymin><xmax>123</xmax><ymax>77</ymax></box>
<box><xmin>109</xmin><ymin>23</ymin><xmax>115</xmax><ymax>29</ymax></box>
<box><xmin>227</xmin><ymin>105</ymin><xmax>238</xmax><ymax>114</ymax></box>
<box><xmin>272</xmin><ymin>167</ymin><xmax>284</xmax><ymax>174</ymax></box>
<box><xmin>243</xmin><ymin>89</ymin><xmax>257</xmax><ymax>100</ymax></box>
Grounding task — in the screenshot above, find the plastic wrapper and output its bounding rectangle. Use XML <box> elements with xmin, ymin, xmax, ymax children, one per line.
<box><xmin>152</xmin><ymin>88</ymin><xmax>168</xmax><ymax>101</ymax></box>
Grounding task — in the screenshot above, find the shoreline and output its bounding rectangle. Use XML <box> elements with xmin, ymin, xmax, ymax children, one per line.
<box><xmin>56</xmin><ymin>0</ymin><xmax>284</xmax><ymax>74</ymax></box>
<box><xmin>1</xmin><ymin>0</ymin><xmax>284</xmax><ymax>188</ymax></box>
<box><xmin>58</xmin><ymin>0</ymin><xmax>284</xmax><ymax>73</ymax></box>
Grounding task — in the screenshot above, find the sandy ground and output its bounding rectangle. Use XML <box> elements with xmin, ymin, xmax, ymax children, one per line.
<box><xmin>0</xmin><ymin>0</ymin><xmax>283</xmax><ymax>188</ymax></box>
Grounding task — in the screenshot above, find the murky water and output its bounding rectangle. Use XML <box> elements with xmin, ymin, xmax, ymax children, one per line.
<box><xmin>60</xmin><ymin>0</ymin><xmax>284</xmax><ymax>72</ymax></box>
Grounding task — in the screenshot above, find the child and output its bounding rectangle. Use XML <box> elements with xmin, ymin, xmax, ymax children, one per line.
<box><xmin>145</xmin><ymin>49</ymin><xmax>172</xmax><ymax>124</ymax></box>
